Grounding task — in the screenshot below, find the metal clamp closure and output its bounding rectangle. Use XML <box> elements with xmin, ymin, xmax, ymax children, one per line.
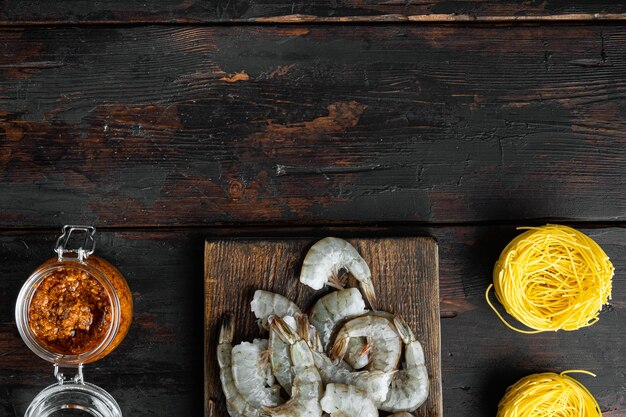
<box><xmin>54</xmin><ymin>225</ymin><xmax>96</xmax><ymax>263</ymax></box>
<box><xmin>54</xmin><ymin>363</ymin><xmax>84</xmax><ymax>385</ymax></box>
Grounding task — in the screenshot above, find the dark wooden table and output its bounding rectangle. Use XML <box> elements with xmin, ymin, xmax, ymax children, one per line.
<box><xmin>1</xmin><ymin>1</ymin><xmax>624</xmax><ymax>416</ymax></box>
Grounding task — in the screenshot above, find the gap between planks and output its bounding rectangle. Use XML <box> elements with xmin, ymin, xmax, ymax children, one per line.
<box><xmin>3</xmin><ymin>13</ymin><xmax>626</xmax><ymax>27</ymax></box>
<box><xmin>0</xmin><ymin>221</ymin><xmax>623</xmax><ymax>234</ymax></box>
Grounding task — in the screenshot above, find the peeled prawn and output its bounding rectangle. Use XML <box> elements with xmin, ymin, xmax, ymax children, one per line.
<box><xmin>309</xmin><ymin>288</ymin><xmax>367</xmax><ymax>349</ymax></box>
<box><xmin>269</xmin><ymin>316</ymin><xmax>297</xmax><ymax>393</ymax></box>
<box><xmin>379</xmin><ymin>317</ymin><xmax>429</xmax><ymax>413</ymax></box>
<box><xmin>266</xmin><ymin>315</ymin><xmax>323</xmax><ymax>417</ymax></box>
<box><xmin>344</xmin><ymin>311</ymin><xmax>394</xmax><ymax>369</ymax></box>
<box><xmin>265</xmin><ymin>367</ymin><xmax>322</xmax><ymax>417</ymax></box>
<box><xmin>330</xmin><ymin>315</ymin><xmax>402</xmax><ymax>372</ymax></box>
<box><xmin>320</xmin><ymin>383</ymin><xmax>378</xmax><ymax>417</ymax></box>
<box><xmin>308</xmin><ymin>288</ymin><xmax>369</xmax><ymax>370</ymax></box>
<box><xmin>231</xmin><ymin>339</ymin><xmax>281</xmax><ymax>408</ymax></box>
<box><xmin>300</xmin><ymin>237</ymin><xmax>377</xmax><ymax>309</ymax></box>
<box><xmin>217</xmin><ymin>317</ymin><xmax>262</xmax><ymax>417</ymax></box>
<box><xmin>251</xmin><ymin>290</ymin><xmax>301</xmax><ymax>330</ymax></box>
<box><xmin>311</xmin><ymin>350</ymin><xmax>392</xmax><ymax>403</ymax></box>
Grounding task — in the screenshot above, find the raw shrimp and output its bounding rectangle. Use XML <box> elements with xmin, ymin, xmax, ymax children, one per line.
<box><xmin>343</xmin><ymin>310</ymin><xmax>396</xmax><ymax>369</ymax></box>
<box><xmin>330</xmin><ymin>315</ymin><xmax>402</xmax><ymax>372</ymax></box>
<box><xmin>251</xmin><ymin>290</ymin><xmax>301</xmax><ymax>330</ymax></box>
<box><xmin>266</xmin><ymin>314</ymin><xmax>323</xmax><ymax>417</ymax></box>
<box><xmin>269</xmin><ymin>314</ymin><xmax>315</xmax><ymax>370</ymax></box>
<box><xmin>320</xmin><ymin>383</ymin><xmax>378</xmax><ymax>417</ymax></box>
<box><xmin>309</xmin><ymin>288</ymin><xmax>369</xmax><ymax>369</ymax></box>
<box><xmin>309</xmin><ymin>288</ymin><xmax>367</xmax><ymax>348</ymax></box>
<box><xmin>269</xmin><ymin>316</ymin><xmax>297</xmax><ymax>393</ymax></box>
<box><xmin>300</xmin><ymin>237</ymin><xmax>377</xmax><ymax>309</ymax></box>
<box><xmin>232</xmin><ymin>339</ymin><xmax>281</xmax><ymax>408</ymax></box>
<box><xmin>379</xmin><ymin>317</ymin><xmax>429</xmax><ymax>413</ymax></box>
<box><xmin>217</xmin><ymin>316</ymin><xmax>262</xmax><ymax>417</ymax></box>
<box><xmin>311</xmin><ymin>350</ymin><xmax>392</xmax><ymax>403</ymax></box>
<box><xmin>265</xmin><ymin>367</ymin><xmax>322</xmax><ymax>417</ymax></box>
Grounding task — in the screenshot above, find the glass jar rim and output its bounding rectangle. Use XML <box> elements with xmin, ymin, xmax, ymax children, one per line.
<box><xmin>16</xmin><ymin>259</ymin><xmax>121</xmax><ymax>365</ymax></box>
<box><xmin>25</xmin><ymin>380</ymin><xmax>122</xmax><ymax>417</ymax></box>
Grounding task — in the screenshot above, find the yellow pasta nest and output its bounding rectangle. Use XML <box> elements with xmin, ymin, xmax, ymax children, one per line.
<box><xmin>487</xmin><ymin>224</ymin><xmax>614</xmax><ymax>333</ymax></box>
<box><xmin>497</xmin><ymin>371</ymin><xmax>601</xmax><ymax>417</ymax></box>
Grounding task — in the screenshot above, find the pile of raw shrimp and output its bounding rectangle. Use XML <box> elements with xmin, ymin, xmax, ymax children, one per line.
<box><xmin>218</xmin><ymin>237</ymin><xmax>429</xmax><ymax>417</ymax></box>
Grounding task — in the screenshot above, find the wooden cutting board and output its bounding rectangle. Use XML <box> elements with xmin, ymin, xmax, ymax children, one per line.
<box><xmin>204</xmin><ymin>237</ymin><xmax>441</xmax><ymax>417</ymax></box>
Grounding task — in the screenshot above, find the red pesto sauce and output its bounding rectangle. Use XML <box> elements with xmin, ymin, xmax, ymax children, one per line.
<box><xmin>28</xmin><ymin>268</ymin><xmax>112</xmax><ymax>355</ymax></box>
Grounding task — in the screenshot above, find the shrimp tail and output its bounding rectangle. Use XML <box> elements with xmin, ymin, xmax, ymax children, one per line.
<box><xmin>329</xmin><ymin>335</ymin><xmax>350</xmax><ymax>365</ymax></box>
<box><xmin>220</xmin><ymin>314</ymin><xmax>234</xmax><ymax>344</ymax></box>
<box><xmin>393</xmin><ymin>316</ymin><xmax>415</xmax><ymax>344</ymax></box>
<box><xmin>268</xmin><ymin>315</ymin><xmax>299</xmax><ymax>345</ymax></box>
<box><xmin>360</xmin><ymin>280</ymin><xmax>378</xmax><ymax>311</ymax></box>
<box><xmin>295</xmin><ymin>313</ymin><xmax>311</xmax><ymax>343</ymax></box>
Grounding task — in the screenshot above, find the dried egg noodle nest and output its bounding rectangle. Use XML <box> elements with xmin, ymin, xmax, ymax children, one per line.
<box><xmin>486</xmin><ymin>225</ymin><xmax>614</xmax><ymax>333</ymax></box>
<box><xmin>497</xmin><ymin>371</ymin><xmax>601</xmax><ymax>417</ymax></box>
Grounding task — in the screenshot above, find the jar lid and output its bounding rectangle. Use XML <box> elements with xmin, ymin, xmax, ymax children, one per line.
<box><xmin>25</xmin><ymin>366</ymin><xmax>122</xmax><ymax>417</ymax></box>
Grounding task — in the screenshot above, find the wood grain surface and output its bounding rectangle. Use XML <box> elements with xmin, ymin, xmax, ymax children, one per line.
<box><xmin>1</xmin><ymin>25</ymin><xmax>625</xmax><ymax>227</ymax></box>
<box><xmin>2</xmin><ymin>0</ymin><xmax>626</xmax><ymax>24</ymax></box>
<box><xmin>2</xmin><ymin>1</ymin><xmax>625</xmax><ymax>415</ymax></box>
<box><xmin>1</xmin><ymin>226</ymin><xmax>622</xmax><ymax>416</ymax></box>
<box><xmin>204</xmin><ymin>237</ymin><xmax>441</xmax><ymax>417</ymax></box>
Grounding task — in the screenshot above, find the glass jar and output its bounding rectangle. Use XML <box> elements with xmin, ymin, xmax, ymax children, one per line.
<box><xmin>15</xmin><ymin>225</ymin><xmax>133</xmax><ymax>417</ymax></box>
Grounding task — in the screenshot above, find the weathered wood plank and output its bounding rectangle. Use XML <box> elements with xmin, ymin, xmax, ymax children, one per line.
<box><xmin>2</xmin><ymin>0</ymin><xmax>626</xmax><ymax>24</ymax></box>
<box><xmin>204</xmin><ymin>237</ymin><xmax>441</xmax><ymax>417</ymax></box>
<box><xmin>0</xmin><ymin>226</ymin><xmax>623</xmax><ymax>416</ymax></box>
<box><xmin>1</xmin><ymin>25</ymin><xmax>625</xmax><ymax>227</ymax></box>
